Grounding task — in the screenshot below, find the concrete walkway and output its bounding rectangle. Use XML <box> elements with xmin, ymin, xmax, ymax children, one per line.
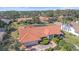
<box><xmin>30</xmin><ymin>41</ymin><xmax>57</xmax><ymax>51</ymax></box>
<box><xmin>25</xmin><ymin>41</ymin><xmax>57</xmax><ymax>51</ymax></box>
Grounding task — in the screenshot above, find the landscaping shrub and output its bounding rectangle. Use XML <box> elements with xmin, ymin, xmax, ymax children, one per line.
<box><xmin>53</xmin><ymin>38</ymin><xmax>60</xmax><ymax>44</ymax></box>
<box><xmin>58</xmin><ymin>40</ymin><xmax>65</xmax><ymax>46</ymax></box>
<box><xmin>40</xmin><ymin>38</ymin><xmax>49</xmax><ymax>45</ymax></box>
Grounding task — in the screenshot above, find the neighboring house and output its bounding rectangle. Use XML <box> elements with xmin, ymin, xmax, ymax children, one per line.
<box><xmin>0</xmin><ymin>19</ymin><xmax>12</xmax><ymax>24</ymax></box>
<box><xmin>0</xmin><ymin>28</ymin><xmax>6</xmax><ymax>42</ymax></box>
<box><xmin>61</xmin><ymin>21</ymin><xmax>79</xmax><ymax>36</ymax></box>
<box><xmin>18</xmin><ymin>24</ymin><xmax>62</xmax><ymax>47</ymax></box>
<box><xmin>39</xmin><ymin>16</ymin><xmax>49</xmax><ymax>23</ymax></box>
<box><xmin>16</xmin><ymin>18</ymin><xmax>26</xmax><ymax>22</ymax></box>
<box><xmin>57</xmin><ymin>15</ymin><xmax>64</xmax><ymax>21</ymax></box>
<box><xmin>39</xmin><ymin>16</ymin><xmax>56</xmax><ymax>23</ymax></box>
<box><xmin>16</xmin><ymin>17</ymin><xmax>33</xmax><ymax>23</ymax></box>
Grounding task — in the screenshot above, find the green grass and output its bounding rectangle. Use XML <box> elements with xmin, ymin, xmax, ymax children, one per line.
<box><xmin>11</xmin><ymin>22</ymin><xmax>26</xmax><ymax>29</ymax></box>
<box><xmin>63</xmin><ymin>31</ymin><xmax>79</xmax><ymax>45</ymax></box>
<box><xmin>10</xmin><ymin>30</ymin><xmax>19</xmax><ymax>39</ymax></box>
<box><xmin>50</xmin><ymin>31</ymin><xmax>79</xmax><ymax>51</ymax></box>
<box><xmin>40</xmin><ymin>38</ymin><xmax>49</xmax><ymax>45</ymax></box>
<box><xmin>11</xmin><ymin>22</ymin><xmax>19</xmax><ymax>29</ymax></box>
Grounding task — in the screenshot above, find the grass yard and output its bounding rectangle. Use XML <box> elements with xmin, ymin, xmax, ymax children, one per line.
<box><xmin>11</xmin><ymin>22</ymin><xmax>19</xmax><ymax>29</ymax></box>
<box><xmin>49</xmin><ymin>31</ymin><xmax>79</xmax><ymax>51</ymax></box>
<box><xmin>10</xmin><ymin>30</ymin><xmax>19</xmax><ymax>39</ymax></box>
<box><xmin>11</xmin><ymin>22</ymin><xmax>26</xmax><ymax>29</ymax></box>
<box><xmin>40</xmin><ymin>38</ymin><xmax>49</xmax><ymax>45</ymax></box>
<box><xmin>63</xmin><ymin>31</ymin><xmax>79</xmax><ymax>45</ymax></box>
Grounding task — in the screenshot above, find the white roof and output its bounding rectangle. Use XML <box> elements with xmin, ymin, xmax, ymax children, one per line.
<box><xmin>0</xmin><ymin>28</ymin><xmax>6</xmax><ymax>41</ymax></box>
<box><xmin>0</xmin><ymin>19</ymin><xmax>11</xmax><ymax>24</ymax></box>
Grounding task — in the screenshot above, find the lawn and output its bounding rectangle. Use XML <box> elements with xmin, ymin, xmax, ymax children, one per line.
<box><xmin>11</xmin><ymin>22</ymin><xmax>19</xmax><ymax>29</ymax></box>
<box><xmin>48</xmin><ymin>31</ymin><xmax>79</xmax><ymax>51</ymax></box>
<box><xmin>10</xmin><ymin>30</ymin><xmax>19</xmax><ymax>39</ymax></box>
<box><xmin>40</xmin><ymin>38</ymin><xmax>49</xmax><ymax>45</ymax></box>
<box><xmin>10</xmin><ymin>22</ymin><xmax>21</xmax><ymax>39</ymax></box>
<box><xmin>63</xmin><ymin>31</ymin><xmax>79</xmax><ymax>45</ymax></box>
<box><xmin>10</xmin><ymin>22</ymin><xmax>26</xmax><ymax>29</ymax></box>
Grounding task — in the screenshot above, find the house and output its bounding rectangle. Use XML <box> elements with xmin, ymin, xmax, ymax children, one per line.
<box><xmin>57</xmin><ymin>15</ymin><xmax>64</xmax><ymax>21</ymax></box>
<box><xmin>16</xmin><ymin>17</ymin><xmax>33</xmax><ymax>23</ymax></box>
<box><xmin>0</xmin><ymin>28</ymin><xmax>6</xmax><ymax>42</ymax></box>
<box><xmin>18</xmin><ymin>24</ymin><xmax>62</xmax><ymax>47</ymax></box>
<box><xmin>39</xmin><ymin>16</ymin><xmax>49</xmax><ymax>23</ymax></box>
<box><xmin>39</xmin><ymin>16</ymin><xmax>56</xmax><ymax>23</ymax></box>
<box><xmin>0</xmin><ymin>19</ymin><xmax>12</xmax><ymax>24</ymax></box>
<box><xmin>16</xmin><ymin>18</ymin><xmax>26</xmax><ymax>22</ymax></box>
<box><xmin>61</xmin><ymin>21</ymin><xmax>79</xmax><ymax>36</ymax></box>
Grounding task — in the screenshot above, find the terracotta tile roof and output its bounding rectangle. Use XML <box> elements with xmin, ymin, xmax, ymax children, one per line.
<box><xmin>17</xmin><ymin>17</ymin><xmax>33</xmax><ymax>22</ymax></box>
<box><xmin>18</xmin><ymin>25</ymin><xmax>61</xmax><ymax>43</ymax></box>
<box><xmin>39</xmin><ymin>16</ymin><xmax>49</xmax><ymax>22</ymax></box>
<box><xmin>17</xmin><ymin>18</ymin><xmax>26</xmax><ymax>22</ymax></box>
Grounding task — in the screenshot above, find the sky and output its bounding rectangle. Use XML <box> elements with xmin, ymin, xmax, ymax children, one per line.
<box><xmin>0</xmin><ymin>7</ymin><xmax>79</xmax><ymax>11</ymax></box>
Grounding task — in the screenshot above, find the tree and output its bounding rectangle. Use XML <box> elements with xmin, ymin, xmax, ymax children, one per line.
<box><xmin>1</xmin><ymin>11</ymin><xmax>20</xmax><ymax>19</ymax></box>
<box><xmin>0</xmin><ymin>36</ymin><xmax>22</xmax><ymax>51</ymax></box>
